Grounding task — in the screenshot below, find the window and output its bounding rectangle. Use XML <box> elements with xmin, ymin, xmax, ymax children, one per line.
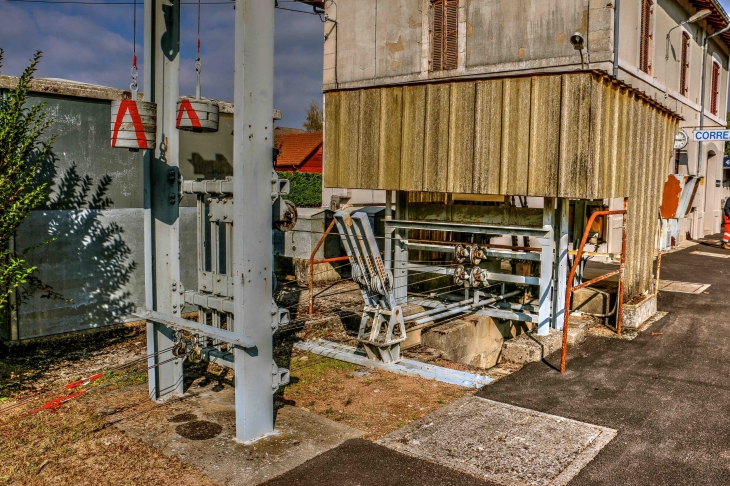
<box><xmin>640</xmin><ymin>0</ymin><xmax>654</xmax><ymax>74</ymax></box>
<box><xmin>430</xmin><ymin>0</ymin><xmax>458</xmax><ymax>71</ymax></box>
<box><xmin>711</xmin><ymin>62</ymin><xmax>720</xmax><ymax>115</ymax></box>
<box><xmin>680</xmin><ymin>32</ymin><xmax>690</xmax><ymax>97</ymax></box>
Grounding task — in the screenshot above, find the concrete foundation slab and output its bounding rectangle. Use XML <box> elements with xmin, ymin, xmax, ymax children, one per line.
<box><xmin>378</xmin><ymin>396</ymin><xmax>616</xmax><ymax>486</ymax></box>
<box><xmin>421</xmin><ymin>316</ymin><xmax>512</xmax><ymax>369</ymax></box>
<box><xmin>621</xmin><ymin>293</ymin><xmax>657</xmax><ymax>329</ymax></box>
<box><xmin>104</xmin><ymin>383</ymin><xmax>363</xmax><ymax>485</ymax></box>
<box><xmin>498</xmin><ymin>318</ymin><xmax>591</xmax><ymax>366</ymax></box>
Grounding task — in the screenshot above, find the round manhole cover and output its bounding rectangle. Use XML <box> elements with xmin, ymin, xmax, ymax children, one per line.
<box><xmin>169</xmin><ymin>412</ymin><xmax>197</xmax><ymax>423</ymax></box>
<box><xmin>175</xmin><ymin>420</ymin><xmax>223</xmax><ymax>440</ymax></box>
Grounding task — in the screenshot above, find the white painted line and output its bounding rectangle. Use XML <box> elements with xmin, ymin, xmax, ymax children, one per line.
<box><xmin>293</xmin><ymin>339</ymin><xmax>493</xmax><ymax>388</ymax></box>
<box><xmin>691</xmin><ymin>250</ymin><xmax>730</xmax><ymax>259</ymax></box>
<box><xmin>659</xmin><ymin>280</ymin><xmax>711</xmax><ymax>294</ymax></box>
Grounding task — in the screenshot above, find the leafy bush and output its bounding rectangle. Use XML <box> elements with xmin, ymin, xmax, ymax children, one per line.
<box><xmin>277</xmin><ymin>171</ymin><xmax>322</xmax><ymax>208</ymax></box>
<box><xmin>0</xmin><ymin>51</ymin><xmax>56</xmax><ymax>310</ymax></box>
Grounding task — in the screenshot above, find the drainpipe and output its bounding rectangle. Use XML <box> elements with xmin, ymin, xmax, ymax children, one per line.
<box><xmin>613</xmin><ymin>0</ymin><xmax>620</xmax><ymax>77</ymax></box>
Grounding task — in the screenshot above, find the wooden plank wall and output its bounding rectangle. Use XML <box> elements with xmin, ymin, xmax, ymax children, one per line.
<box><xmin>323</xmin><ymin>72</ymin><xmax>680</xmax><ymax>298</ymax></box>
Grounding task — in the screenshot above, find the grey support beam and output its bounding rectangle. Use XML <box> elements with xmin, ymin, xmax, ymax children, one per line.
<box><xmin>145</xmin><ymin>0</ymin><xmax>184</xmax><ymax>401</ymax></box>
<box><xmin>233</xmin><ymin>0</ymin><xmax>277</xmax><ymax>442</ymax></box>
<box><xmin>552</xmin><ymin>199</ymin><xmax>569</xmax><ymax>331</ymax></box>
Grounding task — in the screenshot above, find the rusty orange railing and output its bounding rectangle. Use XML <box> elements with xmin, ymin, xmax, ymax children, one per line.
<box><xmin>560</xmin><ymin>198</ymin><xmax>628</xmax><ymax>374</ymax></box>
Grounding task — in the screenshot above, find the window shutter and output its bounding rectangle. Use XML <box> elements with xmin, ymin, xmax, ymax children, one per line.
<box><xmin>640</xmin><ymin>0</ymin><xmax>653</xmax><ymax>74</ymax></box>
<box><xmin>444</xmin><ymin>0</ymin><xmax>459</xmax><ymax>70</ymax></box>
<box><xmin>680</xmin><ymin>32</ymin><xmax>689</xmax><ymax>96</ymax></box>
<box><xmin>431</xmin><ymin>1</ymin><xmax>443</xmax><ymax>71</ymax></box>
<box><xmin>711</xmin><ymin>62</ymin><xmax>720</xmax><ymax>115</ymax></box>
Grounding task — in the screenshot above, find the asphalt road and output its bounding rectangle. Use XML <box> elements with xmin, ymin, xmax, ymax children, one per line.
<box><xmin>478</xmin><ymin>240</ymin><xmax>730</xmax><ymax>485</ymax></box>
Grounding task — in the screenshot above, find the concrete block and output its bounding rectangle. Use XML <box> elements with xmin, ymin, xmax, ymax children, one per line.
<box><xmin>293</xmin><ymin>258</ymin><xmax>343</xmax><ymax>286</ymax></box>
<box><xmin>421</xmin><ymin>315</ymin><xmax>511</xmax><ymax>369</ymax></box>
<box><xmin>621</xmin><ymin>293</ymin><xmax>657</xmax><ymax>329</ymax></box>
<box><xmin>499</xmin><ymin>317</ymin><xmax>591</xmax><ymax>365</ymax></box>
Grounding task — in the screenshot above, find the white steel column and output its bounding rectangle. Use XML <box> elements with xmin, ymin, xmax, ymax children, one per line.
<box><xmin>233</xmin><ymin>0</ymin><xmax>276</xmax><ymax>442</ymax></box>
<box><xmin>552</xmin><ymin>198</ymin><xmax>569</xmax><ymax>331</ymax></box>
<box><xmin>537</xmin><ymin>198</ymin><xmax>555</xmax><ymax>335</ymax></box>
<box><xmin>145</xmin><ymin>0</ymin><xmax>184</xmax><ymax>400</ymax></box>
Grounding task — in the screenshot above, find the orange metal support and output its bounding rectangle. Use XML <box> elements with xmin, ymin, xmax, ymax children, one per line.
<box><xmin>560</xmin><ymin>199</ymin><xmax>628</xmax><ymax>374</ymax></box>
<box><xmin>308</xmin><ymin>219</ymin><xmax>340</xmax><ymax>315</ymax></box>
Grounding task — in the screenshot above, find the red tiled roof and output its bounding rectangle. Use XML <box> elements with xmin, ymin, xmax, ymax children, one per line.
<box><xmin>274</xmin><ymin>131</ymin><xmax>323</xmax><ymax>172</ymax></box>
<box><xmin>688</xmin><ymin>1</ymin><xmax>730</xmax><ymax>47</ymax></box>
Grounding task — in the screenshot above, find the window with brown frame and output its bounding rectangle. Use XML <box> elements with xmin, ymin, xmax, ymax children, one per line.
<box><xmin>680</xmin><ymin>32</ymin><xmax>690</xmax><ymax>97</ymax></box>
<box><xmin>711</xmin><ymin>62</ymin><xmax>720</xmax><ymax>115</ymax></box>
<box><xmin>640</xmin><ymin>0</ymin><xmax>654</xmax><ymax>74</ymax></box>
<box><xmin>430</xmin><ymin>0</ymin><xmax>458</xmax><ymax>71</ymax></box>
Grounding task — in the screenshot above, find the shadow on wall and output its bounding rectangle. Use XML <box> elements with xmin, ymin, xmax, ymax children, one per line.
<box><xmin>189</xmin><ymin>152</ymin><xmax>232</xmax><ymax>180</ymax></box>
<box><xmin>16</xmin><ymin>151</ymin><xmax>138</xmax><ymax>337</ymax></box>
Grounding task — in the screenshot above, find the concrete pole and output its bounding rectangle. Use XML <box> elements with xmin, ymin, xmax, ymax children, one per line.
<box><xmin>233</xmin><ymin>0</ymin><xmax>277</xmax><ymax>442</ymax></box>
<box><xmin>144</xmin><ymin>0</ymin><xmax>184</xmax><ymax>400</ymax></box>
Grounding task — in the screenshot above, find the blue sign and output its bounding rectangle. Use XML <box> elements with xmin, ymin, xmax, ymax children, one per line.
<box><xmin>724</xmin><ymin>156</ymin><xmax>730</xmax><ymax>169</ymax></box>
<box><xmin>693</xmin><ymin>129</ymin><xmax>730</xmax><ymax>141</ymax></box>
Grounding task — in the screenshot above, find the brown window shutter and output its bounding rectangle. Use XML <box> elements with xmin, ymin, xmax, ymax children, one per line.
<box><xmin>711</xmin><ymin>62</ymin><xmax>720</xmax><ymax>115</ymax></box>
<box><xmin>680</xmin><ymin>32</ymin><xmax>689</xmax><ymax>96</ymax></box>
<box><xmin>431</xmin><ymin>0</ymin><xmax>444</xmax><ymax>71</ymax></box>
<box><xmin>640</xmin><ymin>0</ymin><xmax>653</xmax><ymax>74</ymax></box>
<box><xmin>443</xmin><ymin>0</ymin><xmax>459</xmax><ymax>70</ymax></box>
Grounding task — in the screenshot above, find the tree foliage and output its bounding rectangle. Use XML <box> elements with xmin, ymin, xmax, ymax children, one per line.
<box><xmin>0</xmin><ymin>51</ymin><xmax>54</xmax><ymax>309</ymax></box>
<box><xmin>276</xmin><ymin>171</ymin><xmax>322</xmax><ymax>207</ymax></box>
<box><xmin>302</xmin><ymin>101</ymin><xmax>323</xmax><ymax>132</ymax></box>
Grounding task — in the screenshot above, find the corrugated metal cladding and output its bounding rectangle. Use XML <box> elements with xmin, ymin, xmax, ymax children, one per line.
<box><xmin>323</xmin><ymin>71</ymin><xmax>680</xmax><ymax>299</ymax></box>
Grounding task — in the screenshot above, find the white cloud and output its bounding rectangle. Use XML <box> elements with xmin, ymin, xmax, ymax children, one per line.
<box><xmin>0</xmin><ymin>3</ymin><xmax>324</xmax><ymax>128</ymax></box>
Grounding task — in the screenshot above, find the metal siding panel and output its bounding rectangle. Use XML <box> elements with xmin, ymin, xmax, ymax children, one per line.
<box><xmin>623</xmin><ymin>92</ymin><xmax>640</xmax><ymax>297</ymax></box>
<box><xmin>338</xmin><ymin>90</ymin><xmax>361</xmax><ymax>189</ymax></box>
<box><xmin>423</xmin><ymin>83</ymin><xmax>451</xmax><ymax>193</ymax></box>
<box><xmin>379</xmin><ymin>87</ymin><xmax>403</xmax><ymax>189</ymax></box>
<box><xmin>473</xmin><ymin>79</ymin><xmax>503</xmax><ymax>194</ymax></box>
<box><xmin>558</xmin><ymin>74</ymin><xmax>591</xmax><ymax>198</ymax></box>
<box><xmin>447</xmin><ymin>82</ymin><xmax>476</xmax><ymax>193</ymax></box>
<box><xmin>323</xmin><ymin>92</ymin><xmax>341</xmax><ymax>187</ymax></box>
<box><xmin>601</xmin><ymin>79</ymin><xmax>620</xmax><ymax>198</ymax></box>
<box><xmin>358</xmin><ymin>88</ymin><xmax>381</xmax><ymax>188</ymax></box>
<box><xmin>527</xmin><ymin>76</ymin><xmax>561</xmax><ymax>196</ymax></box>
<box><xmin>500</xmin><ymin>77</ymin><xmax>531</xmax><ymax>195</ymax></box>
<box><xmin>400</xmin><ymin>85</ymin><xmax>427</xmax><ymax>191</ymax></box>
<box><xmin>587</xmin><ymin>75</ymin><xmax>606</xmax><ymax>199</ymax></box>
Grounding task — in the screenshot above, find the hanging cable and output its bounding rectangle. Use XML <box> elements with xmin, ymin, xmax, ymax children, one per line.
<box><xmin>130</xmin><ymin>0</ymin><xmax>138</xmax><ymax>97</ymax></box>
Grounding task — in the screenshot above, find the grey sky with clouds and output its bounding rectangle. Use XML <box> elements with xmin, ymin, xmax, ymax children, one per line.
<box><xmin>2</xmin><ymin>1</ymin><xmax>730</xmax><ymax>128</ymax></box>
<box><xmin>0</xmin><ymin>1</ymin><xmax>324</xmax><ymax>129</ymax></box>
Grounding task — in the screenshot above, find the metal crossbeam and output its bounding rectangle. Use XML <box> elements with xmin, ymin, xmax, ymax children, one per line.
<box><xmin>387</xmin><ymin>219</ymin><xmax>550</xmax><ymax>237</ymax></box>
<box><xmin>139</xmin><ymin>309</ymin><xmax>255</xmax><ymax>349</ymax></box>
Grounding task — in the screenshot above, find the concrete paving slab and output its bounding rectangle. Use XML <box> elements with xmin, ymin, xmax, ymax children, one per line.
<box><xmin>103</xmin><ymin>383</ymin><xmax>363</xmax><ymax>485</ymax></box>
<box><xmin>690</xmin><ymin>250</ymin><xmax>730</xmax><ymax>259</ymax></box>
<box><xmin>658</xmin><ymin>279</ymin><xmax>710</xmax><ymax>294</ymax></box>
<box><xmin>377</xmin><ymin>396</ymin><xmax>616</xmax><ymax>486</ymax></box>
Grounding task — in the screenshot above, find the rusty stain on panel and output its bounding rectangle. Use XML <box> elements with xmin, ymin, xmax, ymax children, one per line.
<box><xmin>357</xmin><ymin>88</ymin><xmax>381</xmax><ymax>188</ymax></box>
<box><xmin>528</xmin><ymin>75</ymin><xmax>561</xmax><ymax>196</ymax></box>
<box><xmin>447</xmin><ymin>82</ymin><xmax>475</xmax><ymax>193</ymax></box>
<box><xmin>400</xmin><ymin>84</ymin><xmax>427</xmax><ymax>190</ymax></box>
<box><xmin>500</xmin><ymin>77</ymin><xmax>531</xmax><ymax>195</ymax></box>
<box><xmin>379</xmin><ymin>87</ymin><xmax>403</xmax><ymax>189</ymax></box>
<box><xmin>473</xmin><ymin>79</ymin><xmax>503</xmax><ymax>194</ymax></box>
<box><xmin>423</xmin><ymin>83</ymin><xmax>451</xmax><ymax>193</ymax></box>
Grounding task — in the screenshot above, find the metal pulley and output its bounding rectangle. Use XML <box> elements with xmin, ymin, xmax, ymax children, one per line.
<box><xmin>177</xmin><ymin>41</ymin><xmax>219</xmax><ymax>132</ymax></box>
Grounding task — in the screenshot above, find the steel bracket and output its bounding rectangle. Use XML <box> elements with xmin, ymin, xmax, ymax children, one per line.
<box><xmin>272</xmin><ymin>362</ymin><xmax>290</xmax><ymax>391</ymax></box>
<box><xmin>271</xmin><ymin>300</ymin><xmax>290</xmax><ymax>333</ymax></box>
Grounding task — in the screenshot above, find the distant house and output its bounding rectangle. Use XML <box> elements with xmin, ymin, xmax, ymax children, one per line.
<box><xmin>274</xmin><ymin>129</ymin><xmax>323</xmax><ymax>173</ymax></box>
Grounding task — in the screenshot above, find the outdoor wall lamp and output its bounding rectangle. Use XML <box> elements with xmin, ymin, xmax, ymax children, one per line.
<box><xmin>666</xmin><ymin>9</ymin><xmax>711</xmax><ymax>61</ymax></box>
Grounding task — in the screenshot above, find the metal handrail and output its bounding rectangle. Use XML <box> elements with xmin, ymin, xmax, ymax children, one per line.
<box><xmin>560</xmin><ymin>199</ymin><xmax>628</xmax><ymax>374</ymax></box>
